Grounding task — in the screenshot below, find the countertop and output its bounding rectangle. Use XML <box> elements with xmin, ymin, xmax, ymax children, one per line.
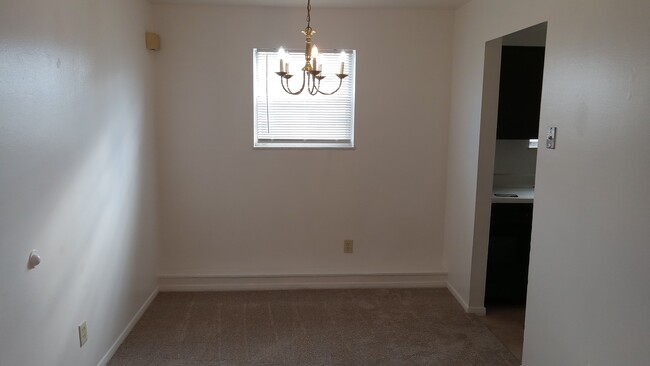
<box><xmin>492</xmin><ymin>187</ymin><xmax>535</xmax><ymax>204</ymax></box>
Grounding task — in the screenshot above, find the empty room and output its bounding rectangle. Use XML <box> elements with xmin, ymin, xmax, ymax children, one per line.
<box><xmin>1</xmin><ymin>0</ymin><xmax>648</xmax><ymax>365</ymax></box>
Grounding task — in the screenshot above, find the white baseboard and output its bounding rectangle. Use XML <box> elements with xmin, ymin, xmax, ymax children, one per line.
<box><xmin>446</xmin><ymin>281</ymin><xmax>469</xmax><ymax>310</ymax></box>
<box><xmin>158</xmin><ymin>272</ymin><xmax>448</xmax><ymax>292</ymax></box>
<box><xmin>467</xmin><ymin>305</ymin><xmax>487</xmax><ymax>316</ymax></box>
<box><xmin>446</xmin><ymin>282</ymin><xmax>486</xmax><ymax>315</ymax></box>
<box><xmin>97</xmin><ymin>286</ymin><xmax>159</xmax><ymax>366</ymax></box>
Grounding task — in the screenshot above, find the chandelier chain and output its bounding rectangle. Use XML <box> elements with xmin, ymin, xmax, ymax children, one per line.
<box><xmin>306</xmin><ymin>0</ymin><xmax>311</xmax><ymax>28</ymax></box>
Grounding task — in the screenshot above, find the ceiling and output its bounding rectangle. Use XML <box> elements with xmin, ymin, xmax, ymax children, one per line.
<box><xmin>149</xmin><ymin>0</ymin><xmax>471</xmax><ymax>9</ymax></box>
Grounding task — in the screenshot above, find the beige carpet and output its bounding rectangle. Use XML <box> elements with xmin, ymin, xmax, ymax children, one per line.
<box><xmin>108</xmin><ymin>288</ymin><xmax>519</xmax><ymax>365</ymax></box>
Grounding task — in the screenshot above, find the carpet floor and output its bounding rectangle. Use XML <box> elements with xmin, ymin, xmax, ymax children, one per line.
<box><xmin>108</xmin><ymin>288</ymin><xmax>519</xmax><ymax>365</ymax></box>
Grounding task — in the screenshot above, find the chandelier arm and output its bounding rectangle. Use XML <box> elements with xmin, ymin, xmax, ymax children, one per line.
<box><xmin>307</xmin><ymin>73</ymin><xmax>318</xmax><ymax>96</ymax></box>
<box><xmin>311</xmin><ymin>76</ymin><xmax>322</xmax><ymax>95</ymax></box>
<box><xmin>279</xmin><ymin>79</ymin><xmax>294</xmax><ymax>95</ymax></box>
<box><xmin>281</xmin><ymin>72</ymin><xmax>307</xmax><ymax>95</ymax></box>
<box><xmin>295</xmin><ymin>72</ymin><xmax>308</xmax><ymax>94</ymax></box>
<box><xmin>316</xmin><ymin>78</ymin><xmax>344</xmax><ymax>96</ymax></box>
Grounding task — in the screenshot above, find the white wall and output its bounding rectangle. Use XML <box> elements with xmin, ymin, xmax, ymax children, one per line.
<box><xmin>153</xmin><ymin>5</ymin><xmax>453</xmax><ymax>278</ymax></box>
<box><xmin>0</xmin><ymin>1</ymin><xmax>158</xmax><ymax>365</ymax></box>
<box><xmin>445</xmin><ymin>0</ymin><xmax>650</xmax><ymax>364</ymax></box>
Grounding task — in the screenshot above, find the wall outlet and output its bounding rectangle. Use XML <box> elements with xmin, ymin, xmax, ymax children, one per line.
<box><xmin>78</xmin><ymin>321</ymin><xmax>88</xmax><ymax>347</ymax></box>
<box><xmin>344</xmin><ymin>240</ymin><xmax>354</xmax><ymax>254</ymax></box>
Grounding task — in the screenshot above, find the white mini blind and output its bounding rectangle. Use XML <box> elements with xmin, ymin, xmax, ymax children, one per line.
<box><xmin>253</xmin><ymin>48</ymin><xmax>356</xmax><ymax>148</ymax></box>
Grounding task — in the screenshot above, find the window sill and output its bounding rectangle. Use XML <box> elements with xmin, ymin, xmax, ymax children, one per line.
<box><xmin>253</xmin><ymin>141</ymin><xmax>355</xmax><ymax>150</ymax></box>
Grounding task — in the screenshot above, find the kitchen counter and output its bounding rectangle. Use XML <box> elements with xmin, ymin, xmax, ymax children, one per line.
<box><xmin>492</xmin><ymin>187</ymin><xmax>535</xmax><ymax>203</ymax></box>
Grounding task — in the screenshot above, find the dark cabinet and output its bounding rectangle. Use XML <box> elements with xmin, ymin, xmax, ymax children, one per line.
<box><xmin>496</xmin><ymin>46</ymin><xmax>545</xmax><ymax>140</ymax></box>
<box><xmin>485</xmin><ymin>203</ymin><xmax>533</xmax><ymax>306</ymax></box>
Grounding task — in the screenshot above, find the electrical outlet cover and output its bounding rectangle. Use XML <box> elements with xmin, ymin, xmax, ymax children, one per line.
<box><xmin>344</xmin><ymin>240</ymin><xmax>354</xmax><ymax>253</ymax></box>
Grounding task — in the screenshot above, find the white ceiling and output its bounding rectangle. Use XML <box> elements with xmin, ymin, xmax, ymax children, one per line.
<box><xmin>149</xmin><ymin>0</ymin><xmax>471</xmax><ymax>9</ymax></box>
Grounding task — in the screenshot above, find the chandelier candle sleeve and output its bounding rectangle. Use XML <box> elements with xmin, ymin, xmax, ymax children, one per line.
<box><xmin>312</xmin><ymin>46</ymin><xmax>318</xmax><ymax>71</ymax></box>
<box><xmin>279</xmin><ymin>47</ymin><xmax>285</xmax><ymax>73</ymax></box>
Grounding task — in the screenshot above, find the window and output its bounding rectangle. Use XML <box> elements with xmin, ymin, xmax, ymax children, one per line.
<box><xmin>253</xmin><ymin>48</ymin><xmax>356</xmax><ymax>148</ymax></box>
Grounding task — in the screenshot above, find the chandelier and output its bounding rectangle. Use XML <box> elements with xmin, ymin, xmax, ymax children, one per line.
<box><xmin>275</xmin><ymin>0</ymin><xmax>348</xmax><ymax>96</ymax></box>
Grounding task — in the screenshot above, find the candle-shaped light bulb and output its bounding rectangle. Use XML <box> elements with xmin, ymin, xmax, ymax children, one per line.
<box><xmin>278</xmin><ymin>47</ymin><xmax>286</xmax><ymax>72</ymax></box>
<box><xmin>285</xmin><ymin>63</ymin><xmax>289</xmax><ymax>74</ymax></box>
<box><xmin>312</xmin><ymin>45</ymin><xmax>319</xmax><ymax>70</ymax></box>
<box><xmin>312</xmin><ymin>45</ymin><xmax>319</xmax><ymax>60</ymax></box>
<box><xmin>338</xmin><ymin>51</ymin><xmax>346</xmax><ymax>74</ymax></box>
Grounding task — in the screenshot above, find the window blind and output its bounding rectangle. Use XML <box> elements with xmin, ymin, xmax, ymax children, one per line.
<box><xmin>253</xmin><ymin>48</ymin><xmax>356</xmax><ymax>148</ymax></box>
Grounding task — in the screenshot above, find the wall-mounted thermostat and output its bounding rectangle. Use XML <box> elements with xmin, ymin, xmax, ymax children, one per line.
<box><xmin>145</xmin><ymin>32</ymin><xmax>160</xmax><ymax>51</ymax></box>
<box><xmin>546</xmin><ymin>127</ymin><xmax>557</xmax><ymax>149</ymax></box>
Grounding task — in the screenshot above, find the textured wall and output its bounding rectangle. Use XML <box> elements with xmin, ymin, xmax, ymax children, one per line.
<box><xmin>445</xmin><ymin>0</ymin><xmax>650</xmax><ymax>364</ymax></box>
<box><xmin>0</xmin><ymin>1</ymin><xmax>158</xmax><ymax>364</ymax></box>
<box><xmin>153</xmin><ymin>5</ymin><xmax>453</xmax><ymax>278</ymax></box>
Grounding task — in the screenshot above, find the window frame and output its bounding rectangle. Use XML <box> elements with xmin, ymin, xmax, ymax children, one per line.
<box><xmin>252</xmin><ymin>48</ymin><xmax>356</xmax><ymax>150</ymax></box>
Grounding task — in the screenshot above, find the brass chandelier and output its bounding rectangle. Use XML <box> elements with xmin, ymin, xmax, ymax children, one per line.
<box><xmin>275</xmin><ymin>0</ymin><xmax>348</xmax><ymax>96</ymax></box>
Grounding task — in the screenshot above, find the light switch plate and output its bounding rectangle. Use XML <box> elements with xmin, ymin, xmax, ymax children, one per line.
<box><xmin>78</xmin><ymin>321</ymin><xmax>88</xmax><ymax>347</ymax></box>
<box><xmin>546</xmin><ymin>127</ymin><xmax>557</xmax><ymax>149</ymax></box>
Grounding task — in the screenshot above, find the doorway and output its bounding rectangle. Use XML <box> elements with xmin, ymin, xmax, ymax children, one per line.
<box><xmin>474</xmin><ymin>22</ymin><xmax>547</xmax><ymax>361</ymax></box>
